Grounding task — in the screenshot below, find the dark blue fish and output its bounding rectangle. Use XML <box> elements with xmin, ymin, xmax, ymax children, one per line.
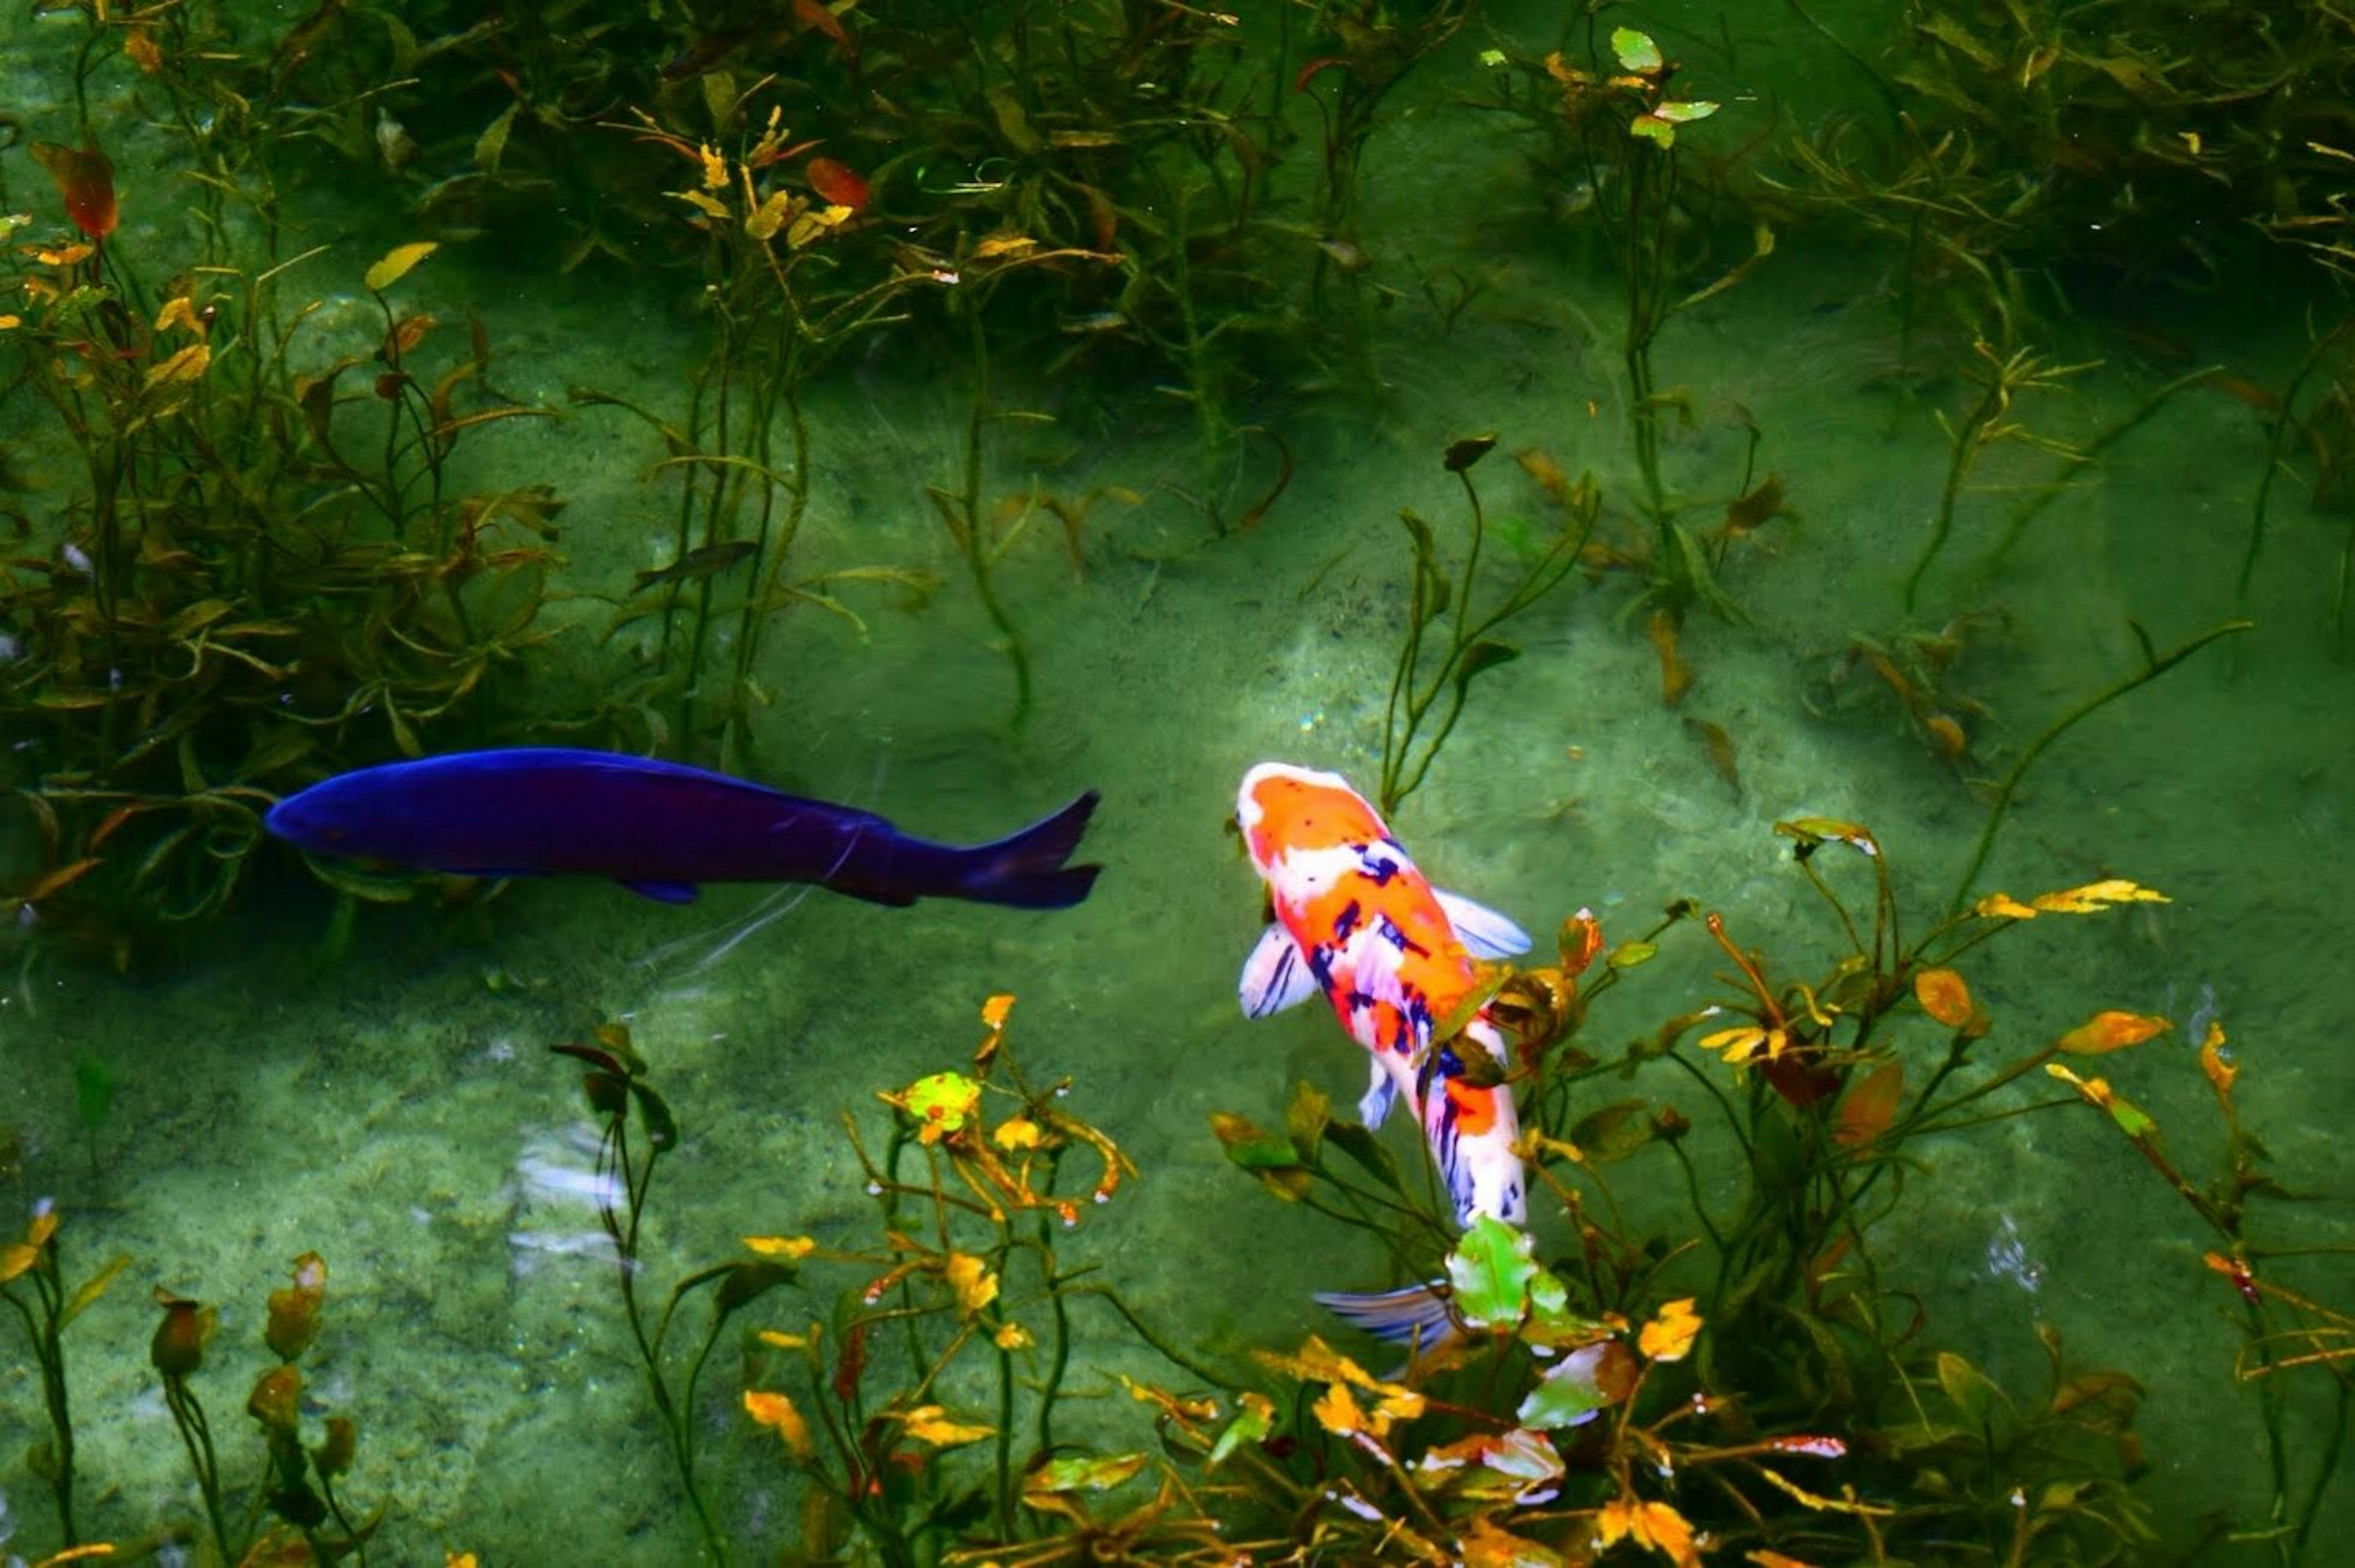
<box><xmin>264</xmin><ymin>748</ymin><xmax>1101</xmax><ymax>910</ymax></box>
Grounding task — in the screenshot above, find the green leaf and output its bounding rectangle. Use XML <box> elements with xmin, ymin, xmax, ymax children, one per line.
<box><xmin>1517</xmin><ymin>1342</ymin><xmax>1615</xmax><ymax>1429</ymax></box>
<box><xmin>1610</xmin><ymin>27</ymin><xmax>1663</xmax><ymax>73</ymax></box>
<box><xmin>1285</xmin><ymin>1079</ymin><xmax>1330</xmax><ymax>1161</ymax></box>
<box><xmin>1629</xmin><ymin>114</ymin><xmax>1679</xmax><ymax>148</ymax></box>
<box><xmin>1323</xmin><ymin>1120</ymin><xmax>1406</xmax><ymax>1194</ymax></box>
<box><xmin>1569</xmin><ymin>1100</ymin><xmax>1655</xmax><ymax>1162</ymax></box>
<box><xmin>629</xmin><ymin>1080</ymin><xmax>679</xmax><ymax>1150</ymax></box>
<box><xmin>61</xmin><ymin>1253</ymin><xmax>132</xmax><ymax>1329</ymax></box>
<box><xmin>1606</xmin><ymin>940</ymin><xmax>1657</xmax><ymax>969</ymax></box>
<box><xmin>1936</xmin><ymin>1351</ymin><xmax>2010</xmax><ymax>1428</ymax></box>
<box><xmin>1024</xmin><ymin>1451</ymin><xmax>1149</xmax><ymax>1497</ymax></box>
<box><xmin>1447</xmin><ymin>1215</ymin><xmax>1539</xmax><ymax>1329</ymax></box>
<box><xmin>1452</xmin><ymin>640</ymin><xmax>1521</xmax><ymax>693</ymax></box>
<box><xmin>714</xmin><ymin>1260</ymin><xmax>797</xmax><ymax>1318</ymax></box>
<box><xmin>1208</xmin><ymin>1397</ymin><xmax>1271</xmax><ymax>1466</ymax></box>
<box><xmin>1653</xmin><ymin>99</ymin><xmax>1720</xmax><ymax>124</ymax></box>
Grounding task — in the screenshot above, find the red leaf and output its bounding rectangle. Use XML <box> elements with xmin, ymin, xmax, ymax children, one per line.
<box><xmin>806</xmin><ymin>156</ymin><xmax>870</xmax><ymax>212</ymax></box>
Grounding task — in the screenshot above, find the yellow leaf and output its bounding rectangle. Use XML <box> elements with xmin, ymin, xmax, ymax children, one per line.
<box><xmin>1461</xmin><ymin>1513</ymin><xmax>1566</xmax><ymax>1567</ymax></box>
<box><xmin>1698</xmin><ymin>1023</ymin><xmax>1767</xmax><ymax>1059</ymax></box>
<box><xmin>1595</xmin><ymin>1496</ymin><xmax>1702</xmax><ymax>1567</ymax></box>
<box><xmin>1972</xmin><ymin>892</ymin><xmax>2039</xmax><ymax>920</ymax></box>
<box><xmin>945</xmin><ymin>1252</ymin><xmax>998</xmax><ymax>1316</ymax></box>
<box><xmin>981</xmin><ymin>993</ymin><xmax>1016</xmax><ymax>1028</ymax></box>
<box><xmin>973</xmin><ymin>232</ymin><xmax>1038</xmax><ymax>261</ymax></box>
<box><xmin>1913</xmin><ymin>966</ymin><xmax>1974</xmax><ymax>1028</ymax></box>
<box><xmin>786</xmin><ymin>204</ymin><xmax>851</xmax><ymax>249</ymax></box>
<box><xmin>364</xmin><ymin>241</ymin><xmax>438</xmax><ymax>293</ymax></box>
<box><xmin>153</xmin><ymin>294</ymin><xmax>204</xmax><ymax>335</ymax></box>
<box><xmin>144</xmin><ymin>343</ymin><xmax>210</xmax><ymax>388</ymax></box>
<box><xmin>1746</xmin><ymin>1551</ymin><xmax>1823</xmax><ymax>1567</ymax></box>
<box><xmin>0</xmin><ymin>314</ymin><xmax>19</xmax><ymax>331</ymax></box>
<box><xmin>1312</xmin><ymin>1380</ymin><xmax>1369</xmax><ymax>1438</ymax></box>
<box><xmin>757</xmin><ymin>1325</ymin><xmax>820</xmax><ymax>1350</ymax></box>
<box><xmin>446</xmin><ymin>1556</ymin><xmax>479</xmax><ymax>1568</ymax></box>
<box><xmin>35</xmin><ymin>243</ymin><xmax>94</xmax><ymax>267</ymax></box>
<box><xmin>2029</xmin><ymin>879</ymin><xmax>2169</xmax><ymax>915</ymax></box>
<box><xmin>697</xmin><ymin>142</ymin><xmax>727</xmax><ymax>189</ymax></box>
<box><xmin>900</xmin><ymin>1404</ymin><xmax>994</xmax><ymax>1447</ymax></box>
<box><xmin>743</xmin><ymin>188</ymin><xmax>795</xmax><ymax>242</ymax></box>
<box><xmin>1637</xmin><ymin>1298</ymin><xmax>1701</xmax><ymax>1363</ymax></box>
<box><xmin>673</xmin><ymin>189</ymin><xmax>730</xmax><ymax>220</ymax></box>
<box><xmin>743</xmin><ymin>1389</ymin><xmax>814</xmax><ymax>1461</ymax></box>
<box><xmin>742</xmin><ymin>1234</ymin><xmax>816</xmax><ymax>1259</ymax></box>
<box><xmin>994</xmin><ymin>1114</ymin><xmax>1043</xmax><ymax>1150</ymax></box>
<box><xmin>993</xmin><ymin>1320</ymin><xmax>1033</xmax><ymax>1350</ymax></box>
<box><xmin>2056</xmin><ymin>1010</ymin><xmax>2169</xmax><ymax>1054</ymax></box>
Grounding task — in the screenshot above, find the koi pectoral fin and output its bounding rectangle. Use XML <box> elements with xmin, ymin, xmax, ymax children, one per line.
<box><xmin>1239</xmin><ymin>923</ymin><xmax>1317</xmax><ymax>1018</ymax></box>
<box><xmin>1434</xmin><ymin>887</ymin><xmax>1533</xmax><ymax>958</ymax></box>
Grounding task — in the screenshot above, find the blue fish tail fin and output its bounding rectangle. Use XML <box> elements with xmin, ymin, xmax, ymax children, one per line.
<box><xmin>957</xmin><ymin>790</ymin><xmax>1103</xmax><ymax>909</ymax></box>
<box><xmin>1313</xmin><ymin>1282</ymin><xmax>1461</xmax><ymax>1355</ymax></box>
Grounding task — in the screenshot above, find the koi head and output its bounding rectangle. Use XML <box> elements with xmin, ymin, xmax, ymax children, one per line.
<box><xmin>1235</xmin><ymin>762</ymin><xmax>1390</xmax><ymax>879</ymax></box>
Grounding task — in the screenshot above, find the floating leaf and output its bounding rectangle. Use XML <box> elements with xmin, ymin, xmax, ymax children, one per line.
<box><xmin>1832</xmin><ymin>1059</ymin><xmax>1905</xmax><ymax>1148</ymax></box>
<box><xmin>2056</xmin><ymin>1010</ymin><xmax>2169</xmax><ymax>1055</ymax></box>
<box><xmin>364</xmin><ymin>241</ymin><xmax>438</xmax><ymax>293</ymax></box>
<box><xmin>1637</xmin><ymin>1298</ymin><xmax>1701</xmax><ymax>1362</ymax></box>
<box><xmin>1447</xmin><ymin>1214</ymin><xmax>1541</xmax><ymax>1329</ymax></box>
<box><xmin>1913</xmin><ymin>967</ymin><xmax>1974</xmax><ymax>1028</ymax></box>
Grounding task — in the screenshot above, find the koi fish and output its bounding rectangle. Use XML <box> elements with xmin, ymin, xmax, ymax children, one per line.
<box><xmin>1236</xmin><ymin>763</ymin><xmax>1531</xmax><ymax>1344</ymax></box>
<box><xmin>267</xmin><ymin>748</ymin><xmax>1101</xmax><ymax>911</ymax></box>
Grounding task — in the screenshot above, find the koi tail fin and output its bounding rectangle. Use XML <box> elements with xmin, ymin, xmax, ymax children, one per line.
<box><xmin>955</xmin><ymin>790</ymin><xmax>1103</xmax><ymax>909</ymax></box>
<box><xmin>1313</xmin><ymin>1282</ymin><xmax>1461</xmax><ymax>1355</ymax></box>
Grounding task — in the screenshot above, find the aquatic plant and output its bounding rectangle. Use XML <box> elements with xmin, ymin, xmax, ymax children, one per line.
<box><xmin>150</xmin><ymin>1251</ymin><xmax>377</xmax><ymax>1564</ymax></box>
<box><xmin>554</xmin><ymin>997</ymin><xmax>1232</xmax><ymax>1565</ymax></box>
<box><xmin>1206</xmin><ymin>826</ymin><xmax>2206</xmax><ymax>1560</ymax></box>
<box><xmin>1378</xmin><ymin>435</ymin><xmax>1600</xmax><ymax>817</ymax></box>
<box><xmin>1482</xmin><ymin>24</ymin><xmax>1771</xmax><ymax>621</ymax></box>
<box><xmin>0</xmin><ymin>122</ymin><xmax>561</xmax><ymax>958</ymax></box>
<box><xmin>0</xmin><ymin>1206</ymin><xmax>126</xmax><ymax>1547</ymax></box>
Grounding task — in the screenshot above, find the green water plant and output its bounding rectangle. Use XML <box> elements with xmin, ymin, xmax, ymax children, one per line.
<box><xmin>1379</xmin><ymin>435</ymin><xmax>1601</xmax><ymax>816</ymax></box>
<box><xmin>0</xmin><ymin>136</ymin><xmax>561</xmax><ymax>958</ymax></box>
<box><xmin>1</xmin><ymin>1206</ymin><xmax>128</xmax><ymax>1547</ymax></box>
<box><xmin>1204</xmin><ymin>822</ymin><xmax>2192</xmax><ymax>1560</ymax></box>
<box><xmin>556</xmin><ymin>997</ymin><xmax>1233</xmax><ymax>1565</ymax></box>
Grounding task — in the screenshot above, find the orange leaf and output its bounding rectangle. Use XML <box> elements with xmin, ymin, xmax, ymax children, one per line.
<box><xmin>1832</xmin><ymin>1058</ymin><xmax>1904</xmax><ymax>1147</ymax></box>
<box><xmin>21</xmin><ymin>857</ymin><xmax>101</xmax><ymax>903</ymax></box>
<box><xmin>1637</xmin><ymin>1298</ymin><xmax>1701</xmax><ymax>1362</ymax></box>
<box><xmin>2199</xmin><ymin>1020</ymin><xmax>2237</xmax><ymax>1108</ymax></box>
<box><xmin>31</xmin><ymin>142</ymin><xmax>118</xmax><ymax>240</ymax></box>
<box><xmin>1912</xmin><ymin>966</ymin><xmax>1974</xmax><ymax>1028</ymax></box>
<box><xmin>1646</xmin><ymin>608</ymin><xmax>1693</xmax><ymax>705</ymax></box>
<box><xmin>806</xmin><ymin>155</ymin><xmax>870</xmax><ymax>211</ymax></box>
<box><xmin>2056</xmin><ymin>1010</ymin><xmax>2169</xmax><ymax>1054</ymax></box>
<box><xmin>743</xmin><ymin>1389</ymin><xmax>815</xmax><ymax>1461</ymax></box>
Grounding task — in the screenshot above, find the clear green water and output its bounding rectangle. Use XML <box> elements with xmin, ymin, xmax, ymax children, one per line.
<box><xmin>2</xmin><ymin>2</ymin><xmax>2351</xmax><ymax>1563</ymax></box>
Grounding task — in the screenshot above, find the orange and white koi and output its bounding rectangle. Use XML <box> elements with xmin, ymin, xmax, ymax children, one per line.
<box><xmin>1236</xmin><ymin>764</ymin><xmax>1532</xmax><ymax>1338</ymax></box>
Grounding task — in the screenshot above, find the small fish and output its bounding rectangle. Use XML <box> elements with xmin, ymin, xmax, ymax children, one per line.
<box><xmin>267</xmin><ymin>748</ymin><xmax>1102</xmax><ymax>910</ymax></box>
<box><xmin>1236</xmin><ymin>763</ymin><xmax>1531</xmax><ymax>1347</ymax></box>
<box><xmin>632</xmin><ymin>540</ymin><xmax>756</xmax><ymax>593</ymax></box>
